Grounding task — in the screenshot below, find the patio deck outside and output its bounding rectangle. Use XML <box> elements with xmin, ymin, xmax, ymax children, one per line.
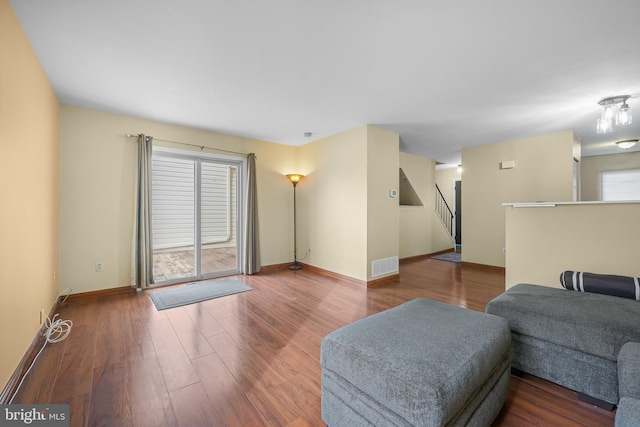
<box><xmin>153</xmin><ymin>245</ymin><xmax>237</xmax><ymax>283</ymax></box>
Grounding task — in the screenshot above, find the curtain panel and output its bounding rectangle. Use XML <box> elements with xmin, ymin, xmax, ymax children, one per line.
<box><xmin>131</xmin><ymin>134</ymin><xmax>153</xmax><ymax>289</ymax></box>
<box><xmin>243</xmin><ymin>153</ymin><xmax>261</xmax><ymax>274</ymax></box>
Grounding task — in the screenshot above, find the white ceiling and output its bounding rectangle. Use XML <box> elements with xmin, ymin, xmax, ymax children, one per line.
<box><xmin>10</xmin><ymin>0</ymin><xmax>640</xmax><ymax>165</ymax></box>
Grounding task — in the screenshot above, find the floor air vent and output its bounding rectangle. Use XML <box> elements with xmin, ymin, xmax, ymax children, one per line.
<box><xmin>372</xmin><ymin>256</ymin><xmax>399</xmax><ymax>278</ymax></box>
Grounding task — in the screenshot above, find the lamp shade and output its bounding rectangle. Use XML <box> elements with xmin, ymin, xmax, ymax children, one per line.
<box><xmin>286</xmin><ymin>174</ymin><xmax>304</xmax><ymax>184</ymax></box>
<box><xmin>603</xmin><ymin>105</ymin><xmax>615</xmax><ymax>121</ymax></box>
<box><xmin>597</xmin><ymin>116</ymin><xmax>612</xmax><ymax>134</ymax></box>
<box><xmin>616</xmin><ymin>102</ymin><xmax>632</xmax><ymax>126</ymax></box>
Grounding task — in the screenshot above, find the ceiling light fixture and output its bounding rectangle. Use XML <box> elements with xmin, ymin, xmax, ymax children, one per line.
<box><xmin>596</xmin><ymin>95</ymin><xmax>632</xmax><ymax>134</ymax></box>
<box><xmin>616</xmin><ymin>139</ymin><xmax>638</xmax><ymax>149</ymax></box>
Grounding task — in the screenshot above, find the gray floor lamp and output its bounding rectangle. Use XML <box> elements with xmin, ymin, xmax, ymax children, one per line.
<box><xmin>286</xmin><ymin>173</ymin><xmax>304</xmax><ymax>270</ymax></box>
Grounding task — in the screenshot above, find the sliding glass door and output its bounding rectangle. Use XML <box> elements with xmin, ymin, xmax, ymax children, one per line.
<box><xmin>151</xmin><ymin>148</ymin><xmax>244</xmax><ymax>285</ymax></box>
<box><xmin>200</xmin><ymin>162</ymin><xmax>238</xmax><ymax>276</ymax></box>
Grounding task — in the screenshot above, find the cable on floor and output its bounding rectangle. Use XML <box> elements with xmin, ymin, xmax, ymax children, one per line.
<box><xmin>8</xmin><ymin>290</ymin><xmax>73</xmax><ymax>404</ymax></box>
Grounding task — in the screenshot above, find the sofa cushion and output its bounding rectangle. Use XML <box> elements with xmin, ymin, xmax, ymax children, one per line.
<box><xmin>618</xmin><ymin>342</ymin><xmax>640</xmax><ymax>399</ymax></box>
<box><xmin>560</xmin><ymin>271</ymin><xmax>640</xmax><ymax>300</ymax></box>
<box><xmin>486</xmin><ymin>284</ymin><xmax>640</xmax><ymax>361</ymax></box>
<box><xmin>615</xmin><ymin>397</ymin><xmax>640</xmax><ymax>427</ymax></box>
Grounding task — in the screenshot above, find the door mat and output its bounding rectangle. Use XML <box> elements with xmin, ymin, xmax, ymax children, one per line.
<box><xmin>149</xmin><ymin>279</ymin><xmax>252</xmax><ymax>310</ymax></box>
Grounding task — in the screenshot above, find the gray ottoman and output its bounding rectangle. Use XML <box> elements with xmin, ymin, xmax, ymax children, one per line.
<box><xmin>320</xmin><ymin>299</ymin><xmax>511</xmax><ymax>427</ymax></box>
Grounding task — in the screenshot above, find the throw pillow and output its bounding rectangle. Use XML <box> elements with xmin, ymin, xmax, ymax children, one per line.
<box><xmin>560</xmin><ymin>271</ymin><xmax>640</xmax><ymax>300</ymax></box>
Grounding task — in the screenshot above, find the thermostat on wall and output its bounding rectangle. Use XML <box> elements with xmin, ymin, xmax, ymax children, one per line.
<box><xmin>390</xmin><ymin>189</ymin><xmax>398</xmax><ymax>198</ymax></box>
<box><xmin>500</xmin><ymin>161</ymin><xmax>515</xmax><ymax>169</ymax></box>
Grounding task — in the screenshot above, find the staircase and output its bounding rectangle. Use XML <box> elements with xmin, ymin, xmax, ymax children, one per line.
<box><xmin>435</xmin><ymin>183</ymin><xmax>456</xmax><ymax>249</ymax></box>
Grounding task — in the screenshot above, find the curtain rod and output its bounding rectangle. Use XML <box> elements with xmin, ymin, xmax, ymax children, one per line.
<box><xmin>126</xmin><ymin>133</ymin><xmax>253</xmax><ymax>158</ymax></box>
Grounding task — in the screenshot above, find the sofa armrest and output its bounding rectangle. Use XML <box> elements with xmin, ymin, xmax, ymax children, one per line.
<box><xmin>616</xmin><ymin>397</ymin><xmax>640</xmax><ymax>427</ymax></box>
<box><xmin>619</xmin><ymin>342</ymin><xmax>640</xmax><ymax>399</ymax></box>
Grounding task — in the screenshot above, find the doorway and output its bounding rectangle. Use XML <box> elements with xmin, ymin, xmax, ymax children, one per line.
<box><xmin>151</xmin><ymin>148</ymin><xmax>245</xmax><ymax>285</ymax></box>
<box><xmin>454</xmin><ymin>180</ymin><xmax>462</xmax><ymax>250</ymax></box>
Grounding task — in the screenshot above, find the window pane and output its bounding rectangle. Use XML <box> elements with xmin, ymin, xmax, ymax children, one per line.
<box><xmin>152</xmin><ymin>156</ymin><xmax>196</xmax><ymax>282</ymax></box>
<box><xmin>601</xmin><ymin>169</ymin><xmax>640</xmax><ymax>201</ymax></box>
<box><xmin>201</xmin><ymin>162</ymin><xmax>238</xmax><ymax>275</ymax></box>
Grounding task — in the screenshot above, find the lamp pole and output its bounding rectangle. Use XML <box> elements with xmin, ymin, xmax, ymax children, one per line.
<box><xmin>286</xmin><ymin>174</ymin><xmax>303</xmax><ymax>270</ymax></box>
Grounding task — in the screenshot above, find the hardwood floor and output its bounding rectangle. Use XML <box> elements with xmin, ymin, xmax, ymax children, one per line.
<box><xmin>11</xmin><ymin>257</ymin><xmax>615</xmax><ymax>426</ymax></box>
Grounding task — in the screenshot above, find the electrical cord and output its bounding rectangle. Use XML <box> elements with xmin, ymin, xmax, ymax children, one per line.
<box><xmin>43</xmin><ymin>313</ymin><xmax>73</xmax><ymax>344</ymax></box>
<box><xmin>8</xmin><ymin>290</ymin><xmax>73</xmax><ymax>404</ymax></box>
<box><xmin>298</xmin><ymin>249</ymin><xmax>311</xmax><ymax>261</ymax></box>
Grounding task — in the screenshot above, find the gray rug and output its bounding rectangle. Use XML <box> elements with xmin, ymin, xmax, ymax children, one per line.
<box><xmin>149</xmin><ymin>279</ymin><xmax>252</xmax><ymax>310</ymax></box>
<box><xmin>430</xmin><ymin>252</ymin><xmax>461</xmax><ymax>263</ymax></box>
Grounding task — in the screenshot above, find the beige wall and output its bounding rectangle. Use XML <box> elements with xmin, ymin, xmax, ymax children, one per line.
<box><xmin>505</xmin><ymin>202</ymin><xmax>640</xmax><ymax>289</ymax></box>
<box><xmin>297</xmin><ymin>127</ymin><xmax>369</xmax><ymax>280</ymax></box>
<box><xmin>399</xmin><ymin>153</ymin><xmax>433</xmax><ymax>258</ymax></box>
<box><xmin>581</xmin><ymin>151</ymin><xmax>640</xmax><ymax>201</ymax></box>
<box><xmin>296</xmin><ymin>125</ymin><xmax>401</xmax><ymax>281</ymax></box>
<box><xmin>366</xmin><ymin>126</ymin><xmax>399</xmax><ymax>280</ymax></box>
<box><xmin>399</xmin><ymin>153</ymin><xmax>453</xmax><ymax>258</ymax></box>
<box><xmin>0</xmin><ymin>0</ymin><xmax>61</xmax><ymax>388</ymax></box>
<box><xmin>462</xmin><ymin>131</ymin><xmax>577</xmax><ymax>267</ymax></box>
<box><xmin>60</xmin><ymin>106</ymin><xmax>296</xmax><ymax>294</ymax></box>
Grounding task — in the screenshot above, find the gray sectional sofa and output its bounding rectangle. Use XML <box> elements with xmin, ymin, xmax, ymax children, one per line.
<box><xmin>486</xmin><ymin>282</ymin><xmax>640</xmax><ymax>423</ymax></box>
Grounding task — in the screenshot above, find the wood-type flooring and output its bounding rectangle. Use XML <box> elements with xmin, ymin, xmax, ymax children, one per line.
<box><xmin>11</xmin><ymin>256</ymin><xmax>615</xmax><ymax>426</ymax></box>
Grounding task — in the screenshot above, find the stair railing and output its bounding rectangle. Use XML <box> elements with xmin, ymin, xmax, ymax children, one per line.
<box><xmin>435</xmin><ymin>183</ymin><xmax>456</xmax><ymax>245</ymax></box>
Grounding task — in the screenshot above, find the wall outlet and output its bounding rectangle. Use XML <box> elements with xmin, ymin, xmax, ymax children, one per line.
<box><xmin>502</xmin><ymin>248</ymin><xmax>507</xmax><ymax>255</ymax></box>
<box><xmin>95</xmin><ymin>262</ymin><xmax>104</xmax><ymax>272</ymax></box>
